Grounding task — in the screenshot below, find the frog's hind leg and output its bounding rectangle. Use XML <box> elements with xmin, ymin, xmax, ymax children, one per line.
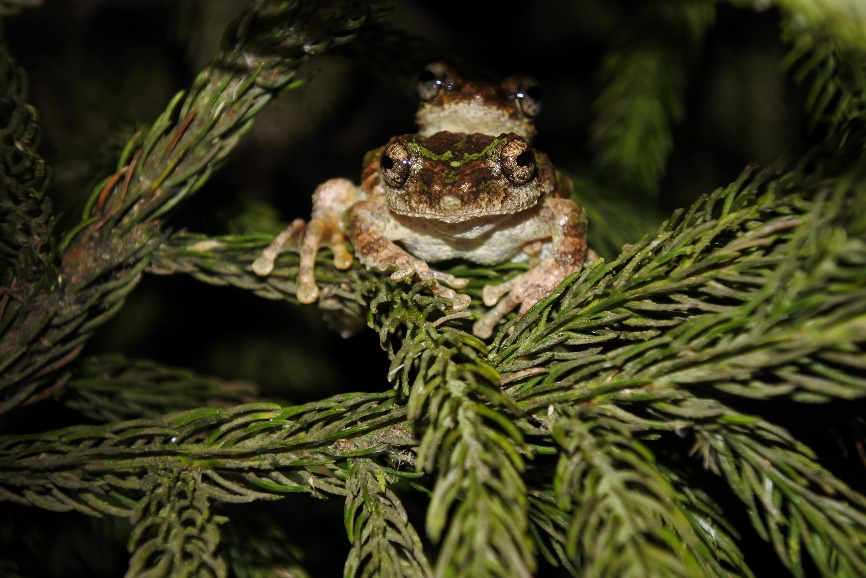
<box><xmin>252</xmin><ymin>178</ymin><xmax>359</xmax><ymax>304</ymax></box>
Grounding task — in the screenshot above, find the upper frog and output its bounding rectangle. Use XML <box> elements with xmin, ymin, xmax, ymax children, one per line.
<box><xmin>415</xmin><ymin>62</ymin><xmax>543</xmax><ymax>141</ymax></box>
<box><xmin>253</xmin><ymin>63</ymin><xmax>587</xmax><ymax>339</ymax></box>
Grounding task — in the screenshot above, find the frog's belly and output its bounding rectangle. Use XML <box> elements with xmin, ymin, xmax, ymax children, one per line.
<box><xmin>389</xmin><ymin>210</ymin><xmax>549</xmax><ymax>265</ymax></box>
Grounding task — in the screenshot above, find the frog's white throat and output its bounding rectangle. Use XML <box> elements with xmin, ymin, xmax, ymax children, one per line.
<box><xmin>393</xmin><ymin>209</ymin><xmax>533</xmax><ymax>241</ymax></box>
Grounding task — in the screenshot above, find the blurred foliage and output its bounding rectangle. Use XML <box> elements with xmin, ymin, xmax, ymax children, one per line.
<box><xmin>1</xmin><ymin>0</ymin><xmax>865</xmax><ymax>576</ymax></box>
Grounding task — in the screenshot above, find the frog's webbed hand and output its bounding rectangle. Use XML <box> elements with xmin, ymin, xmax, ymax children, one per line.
<box><xmin>473</xmin><ymin>198</ymin><xmax>588</xmax><ymax>339</ymax></box>
<box><xmin>349</xmin><ymin>200</ymin><xmax>471</xmax><ymax>310</ymax></box>
<box><xmin>252</xmin><ymin>178</ymin><xmax>358</xmax><ymax>304</ymax></box>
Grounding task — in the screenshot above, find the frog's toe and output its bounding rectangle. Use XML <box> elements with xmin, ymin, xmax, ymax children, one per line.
<box><xmin>253</xmin><ymin>218</ymin><xmax>305</xmax><ymax>277</ymax></box>
<box><xmin>251</xmin><ymin>254</ymin><xmax>276</xmax><ymax>277</ymax></box>
<box><xmin>431</xmin><ymin>269</ymin><xmax>469</xmax><ymax>289</ymax></box>
<box><xmin>472</xmin><ymin>317</ymin><xmax>496</xmax><ymax>340</ymax></box>
<box><xmin>448</xmin><ymin>292</ymin><xmax>471</xmax><ymax>310</ymax></box>
<box><xmin>429</xmin><ymin>284</ymin><xmax>471</xmax><ymax>310</ymax></box>
<box><xmin>332</xmin><ymin>245</ymin><xmax>354</xmax><ymax>270</ymax></box>
<box><xmin>473</xmin><ymin>292</ymin><xmax>520</xmax><ymax>338</ymax></box>
<box><xmin>475</xmin><ymin>271</ymin><xmax>558</xmax><ymax>337</ymax></box>
<box><xmin>481</xmin><ymin>277</ymin><xmax>518</xmax><ymax>306</ymax></box>
<box><xmin>390</xmin><ymin>267</ymin><xmax>416</xmax><ymax>282</ymax></box>
<box><xmin>296</xmin><ymin>279</ymin><xmax>319</xmax><ymax>304</ymax></box>
<box><xmin>325</xmin><ymin>227</ymin><xmax>353</xmax><ymax>270</ymax></box>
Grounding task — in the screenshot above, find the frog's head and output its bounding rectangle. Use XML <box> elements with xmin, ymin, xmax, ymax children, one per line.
<box><xmin>414</xmin><ymin>62</ymin><xmax>542</xmax><ymax>141</ymax></box>
<box><xmin>369</xmin><ymin>132</ymin><xmax>556</xmax><ymax>223</ymax></box>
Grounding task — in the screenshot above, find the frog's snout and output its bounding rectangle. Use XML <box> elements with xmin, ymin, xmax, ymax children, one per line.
<box><xmin>440</xmin><ymin>195</ymin><xmax>462</xmax><ymax>210</ymax></box>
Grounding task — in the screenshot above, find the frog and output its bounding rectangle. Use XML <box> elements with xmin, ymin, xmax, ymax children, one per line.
<box><xmin>252</xmin><ymin>64</ymin><xmax>588</xmax><ymax>339</ymax></box>
<box><xmin>414</xmin><ymin>61</ymin><xmax>543</xmax><ymax>141</ymax></box>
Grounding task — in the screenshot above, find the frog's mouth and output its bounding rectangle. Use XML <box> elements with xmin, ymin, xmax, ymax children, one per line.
<box><xmin>389</xmin><ymin>206</ymin><xmax>536</xmax><ymax>224</ymax></box>
<box><xmin>393</xmin><ymin>210</ymin><xmax>518</xmax><ymax>240</ymax></box>
<box><xmin>387</xmin><ymin>192</ymin><xmax>541</xmax><ymax>223</ymax></box>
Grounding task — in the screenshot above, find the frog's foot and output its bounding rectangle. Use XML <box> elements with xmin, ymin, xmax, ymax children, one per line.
<box><xmin>384</xmin><ymin>255</ymin><xmax>470</xmax><ymax>310</ymax></box>
<box><xmin>473</xmin><ymin>280</ymin><xmax>524</xmax><ymax>339</ymax></box>
<box><xmin>296</xmin><ymin>216</ymin><xmax>354</xmax><ymax>304</ymax></box>
<box><xmin>473</xmin><ymin>262</ymin><xmax>572</xmax><ymax>339</ymax></box>
<box><xmin>252</xmin><ymin>219</ymin><xmax>305</xmax><ymax>277</ymax></box>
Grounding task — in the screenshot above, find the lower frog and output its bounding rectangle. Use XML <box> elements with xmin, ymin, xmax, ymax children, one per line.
<box><xmin>253</xmin><ymin>131</ymin><xmax>587</xmax><ymax>339</ymax></box>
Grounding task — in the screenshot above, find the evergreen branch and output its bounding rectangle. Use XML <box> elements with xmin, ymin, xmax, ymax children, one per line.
<box><xmin>386</xmin><ymin>312</ymin><xmax>533</xmax><ymax>576</ymax></box>
<box><xmin>494</xmin><ymin>161</ymin><xmax>866</xmax><ymax>408</ymax></box>
<box><xmin>555</xmin><ymin>403</ymin><xmax>754</xmax><ymax>577</ymax></box>
<box><xmin>484</xmin><ymin>138</ymin><xmax>866</xmax><ymax>573</ymax></box>
<box><xmin>731</xmin><ymin>0</ymin><xmax>866</xmax><ymax>55</ymax></box>
<box><xmin>427</xmin><ymin>391</ymin><xmax>532</xmax><ymax>578</ymax></box>
<box><xmin>126</xmin><ymin>470</ymin><xmax>228</xmax><ymax>578</ymax></box>
<box><xmin>0</xmin><ymin>0</ymin><xmax>382</xmax><ymax>413</ymax></box>
<box><xmin>0</xmin><ymin>47</ymin><xmax>54</xmax><ymax>285</ymax></box>
<box><xmin>58</xmin><ymin>355</ymin><xmax>259</xmax><ymax>422</ymax></box>
<box><xmin>0</xmin><ymin>45</ymin><xmax>58</xmax><ymax>411</ymax></box>
<box><xmin>660</xmin><ymin>464</ymin><xmax>753</xmax><ymax>578</ymax></box>
<box><xmin>695</xmin><ymin>424</ymin><xmax>866</xmax><ymax>576</ymax></box>
<box><xmin>0</xmin><ymin>392</ymin><xmax>407</xmax><ymax>514</ymax></box>
<box><xmin>778</xmin><ymin>4</ymin><xmax>866</xmax><ymax>131</ymax></box>
<box><xmin>550</xmin><ymin>407</ymin><xmax>744</xmax><ymax>577</ymax></box>
<box><xmin>344</xmin><ymin>458</ymin><xmax>433</xmax><ymax>578</ymax></box>
<box><xmin>728</xmin><ymin>0</ymin><xmax>866</xmax><ymax>130</ymax></box>
<box><xmin>153</xmin><ymin>230</ymin><xmax>536</xmax><ymax>338</ymax></box>
<box><xmin>526</xmin><ymin>489</ymin><xmax>576</xmax><ymax>574</ymax></box>
<box><xmin>545</xmin><ymin>382</ymin><xmax>866</xmax><ymax>576</ymax></box>
<box><xmin>589</xmin><ymin>0</ymin><xmax>715</xmax><ymax>197</ymax></box>
<box><xmin>370</xmin><ymin>284</ymin><xmax>537</xmax><ymax>576</ymax></box>
<box><xmin>151</xmin><ymin>231</ymin><xmax>372</xmax><ymax>325</ymax></box>
<box><xmin>107</xmin><ymin>0</ymin><xmax>373</xmax><ymax>233</ymax></box>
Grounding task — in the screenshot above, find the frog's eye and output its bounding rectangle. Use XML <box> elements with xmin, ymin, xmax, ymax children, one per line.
<box><xmin>504</xmin><ymin>75</ymin><xmax>543</xmax><ymax>118</ymax></box>
<box><xmin>501</xmin><ymin>137</ymin><xmax>536</xmax><ymax>185</ymax></box>
<box><xmin>381</xmin><ymin>142</ymin><xmax>411</xmax><ymax>187</ymax></box>
<box><xmin>417</xmin><ymin>62</ymin><xmax>454</xmax><ymax>101</ymax></box>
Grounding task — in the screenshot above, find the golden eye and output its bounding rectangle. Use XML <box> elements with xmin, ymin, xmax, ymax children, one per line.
<box><xmin>417</xmin><ymin>62</ymin><xmax>454</xmax><ymax>101</ymax></box>
<box><xmin>500</xmin><ymin>136</ymin><xmax>536</xmax><ymax>185</ymax></box>
<box><xmin>380</xmin><ymin>141</ymin><xmax>411</xmax><ymax>187</ymax></box>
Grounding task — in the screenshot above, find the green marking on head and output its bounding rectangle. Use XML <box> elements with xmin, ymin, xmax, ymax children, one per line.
<box><xmin>407</xmin><ymin>135</ymin><xmax>504</xmax><ymax>166</ymax></box>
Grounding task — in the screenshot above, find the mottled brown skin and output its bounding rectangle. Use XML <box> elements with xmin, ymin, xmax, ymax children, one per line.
<box><xmin>373</xmin><ymin>132</ymin><xmax>557</xmax><ymax>222</ymax></box>
<box><xmin>253</xmin><ymin>64</ymin><xmax>588</xmax><ymax>338</ymax></box>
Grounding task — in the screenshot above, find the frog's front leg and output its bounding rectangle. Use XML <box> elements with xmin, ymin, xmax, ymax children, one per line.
<box><xmin>252</xmin><ymin>178</ymin><xmax>358</xmax><ymax>303</ymax></box>
<box><xmin>473</xmin><ymin>198</ymin><xmax>588</xmax><ymax>338</ymax></box>
<box><xmin>348</xmin><ymin>199</ymin><xmax>471</xmax><ymax>310</ymax></box>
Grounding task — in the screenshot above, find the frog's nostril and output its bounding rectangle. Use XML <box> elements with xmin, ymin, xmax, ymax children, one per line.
<box><xmin>440</xmin><ymin>195</ymin><xmax>462</xmax><ymax>210</ymax></box>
